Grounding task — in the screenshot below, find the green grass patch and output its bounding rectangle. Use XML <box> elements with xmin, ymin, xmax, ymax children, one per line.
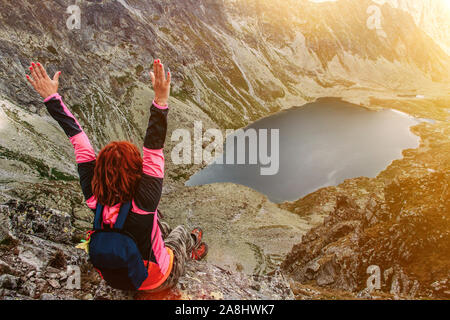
<box><xmin>0</xmin><ymin>146</ymin><xmax>77</xmax><ymax>181</ymax></box>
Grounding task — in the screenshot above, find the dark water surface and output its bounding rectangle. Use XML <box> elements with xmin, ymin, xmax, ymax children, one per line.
<box><xmin>186</xmin><ymin>98</ymin><xmax>421</xmax><ymax>203</ymax></box>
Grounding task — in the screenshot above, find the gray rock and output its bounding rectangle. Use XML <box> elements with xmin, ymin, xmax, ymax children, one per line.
<box><xmin>47</xmin><ymin>279</ymin><xmax>61</xmax><ymax>289</ymax></box>
<box><xmin>46</xmin><ymin>266</ymin><xmax>60</xmax><ymax>274</ymax></box>
<box><xmin>18</xmin><ymin>247</ymin><xmax>45</xmax><ymax>270</ymax></box>
<box><xmin>0</xmin><ymin>206</ymin><xmax>10</xmax><ymax>243</ymax></box>
<box><xmin>40</xmin><ymin>293</ymin><xmax>58</xmax><ymax>300</ymax></box>
<box><xmin>82</xmin><ymin>294</ymin><xmax>94</xmax><ymax>300</ymax></box>
<box><xmin>0</xmin><ymin>259</ymin><xmax>13</xmax><ymax>274</ymax></box>
<box><xmin>19</xmin><ymin>281</ymin><xmax>37</xmax><ymax>297</ymax></box>
<box><xmin>357</xmin><ymin>288</ymin><xmax>374</xmax><ymax>300</ymax></box>
<box><xmin>0</xmin><ymin>274</ymin><xmax>19</xmax><ymax>290</ymax></box>
<box><xmin>73</xmin><ymin>208</ymin><xmax>93</xmax><ymax>223</ymax></box>
<box><xmin>1</xmin><ymin>289</ymin><xmax>34</xmax><ymax>300</ymax></box>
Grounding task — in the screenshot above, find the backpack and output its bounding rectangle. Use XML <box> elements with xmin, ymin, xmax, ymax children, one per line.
<box><xmin>88</xmin><ymin>202</ymin><xmax>149</xmax><ymax>290</ymax></box>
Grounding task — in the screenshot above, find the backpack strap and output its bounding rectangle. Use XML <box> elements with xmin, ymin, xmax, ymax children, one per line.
<box><xmin>93</xmin><ymin>204</ymin><xmax>104</xmax><ymax>231</ymax></box>
<box><xmin>114</xmin><ymin>202</ymin><xmax>132</xmax><ymax>230</ymax></box>
<box><xmin>93</xmin><ymin>202</ymin><xmax>132</xmax><ymax>231</ymax></box>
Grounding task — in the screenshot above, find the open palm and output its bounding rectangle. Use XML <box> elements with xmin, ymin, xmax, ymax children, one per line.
<box><xmin>150</xmin><ymin>59</ymin><xmax>171</xmax><ymax>107</ymax></box>
<box><xmin>26</xmin><ymin>62</ymin><xmax>61</xmax><ymax>99</ymax></box>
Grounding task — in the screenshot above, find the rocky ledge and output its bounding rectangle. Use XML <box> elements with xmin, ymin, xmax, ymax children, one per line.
<box><xmin>0</xmin><ymin>200</ymin><xmax>293</xmax><ymax>300</ymax></box>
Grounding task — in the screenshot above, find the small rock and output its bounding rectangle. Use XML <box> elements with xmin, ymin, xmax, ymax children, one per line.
<box><xmin>0</xmin><ymin>274</ymin><xmax>19</xmax><ymax>290</ymax></box>
<box><xmin>82</xmin><ymin>293</ymin><xmax>93</xmax><ymax>300</ymax></box>
<box><xmin>250</xmin><ymin>284</ymin><xmax>261</xmax><ymax>291</ymax></box>
<box><xmin>20</xmin><ymin>281</ymin><xmax>37</xmax><ymax>297</ymax></box>
<box><xmin>0</xmin><ymin>259</ymin><xmax>12</xmax><ymax>272</ymax></box>
<box><xmin>40</xmin><ymin>293</ymin><xmax>58</xmax><ymax>300</ymax></box>
<box><xmin>26</xmin><ymin>270</ymin><xmax>36</xmax><ymax>278</ymax></box>
<box><xmin>18</xmin><ymin>247</ymin><xmax>45</xmax><ymax>270</ymax></box>
<box><xmin>73</xmin><ymin>208</ymin><xmax>92</xmax><ymax>222</ymax></box>
<box><xmin>357</xmin><ymin>288</ymin><xmax>373</xmax><ymax>299</ymax></box>
<box><xmin>47</xmin><ymin>279</ymin><xmax>61</xmax><ymax>289</ymax></box>
<box><xmin>46</xmin><ymin>266</ymin><xmax>60</xmax><ymax>274</ymax></box>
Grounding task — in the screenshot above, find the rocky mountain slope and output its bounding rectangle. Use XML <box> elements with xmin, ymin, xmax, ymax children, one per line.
<box><xmin>0</xmin><ymin>0</ymin><xmax>449</xmax><ymax>300</ymax></box>
<box><xmin>387</xmin><ymin>0</ymin><xmax>450</xmax><ymax>56</ymax></box>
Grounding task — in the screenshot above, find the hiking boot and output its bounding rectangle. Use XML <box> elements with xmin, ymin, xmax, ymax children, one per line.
<box><xmin>190</xmin><ymin>227</ymin><xmax>203</xmax><ymax>248</ymax></box>
<box><xmin>191</xmin><ymin>242</ymin><xmax>208</xmax><ymax>261</ymax></box>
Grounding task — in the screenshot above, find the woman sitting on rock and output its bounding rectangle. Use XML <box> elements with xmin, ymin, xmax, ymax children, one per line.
<box><xmin>25</xmin><ymin>60</ymin><xmax>208</xmax><ymax>292</ymax></box>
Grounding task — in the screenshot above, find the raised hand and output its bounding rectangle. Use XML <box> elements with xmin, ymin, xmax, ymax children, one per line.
<box><xmin>26</xmin><ymin>62</ymin><xmax>61</xmax><ymax>99</ymax></box>
<box><xmin>150</xmin><ymin>59</ymin><xmax>171</xmax><ymax>107</ymax></box>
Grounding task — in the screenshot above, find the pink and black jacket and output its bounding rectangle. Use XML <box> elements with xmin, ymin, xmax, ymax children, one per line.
<box><xmin>44</xmin><ymin>93</ymin><xmax>173</xmax><ymax>290</ymax></box>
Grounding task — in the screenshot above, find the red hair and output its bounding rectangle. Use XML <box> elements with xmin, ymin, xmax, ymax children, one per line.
<box><xmin>92</xmin><ymin>141</ymin><xmax>142</xmax><ymax>207</ymax></box>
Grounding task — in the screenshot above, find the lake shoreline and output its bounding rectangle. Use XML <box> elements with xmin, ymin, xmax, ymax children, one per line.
<box><xmin>187</xmin><ymin>97</ymin><xmax>423</xmax><ymax>203</ymax></box>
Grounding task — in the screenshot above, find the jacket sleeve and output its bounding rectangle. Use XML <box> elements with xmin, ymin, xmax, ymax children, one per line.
<box><xmin>44</xmin><ymin>93</ymin><xmax>97</xmax><ymax>206</ymax></box>
<box><xmin>132</xmin><ymin>101</ymin><xmax>169</xmax><ymax>214</ymax></box>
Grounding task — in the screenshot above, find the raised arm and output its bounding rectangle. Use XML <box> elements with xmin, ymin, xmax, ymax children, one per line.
<box><xmin>133</xmin><ymin>59</ymin><xmax>171</xmax><ymax>214</ymax></box>
<box><xmin>26</xmin><ymin>62</ymin><xmax>96</xmax><ymax>203</ymax></box>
